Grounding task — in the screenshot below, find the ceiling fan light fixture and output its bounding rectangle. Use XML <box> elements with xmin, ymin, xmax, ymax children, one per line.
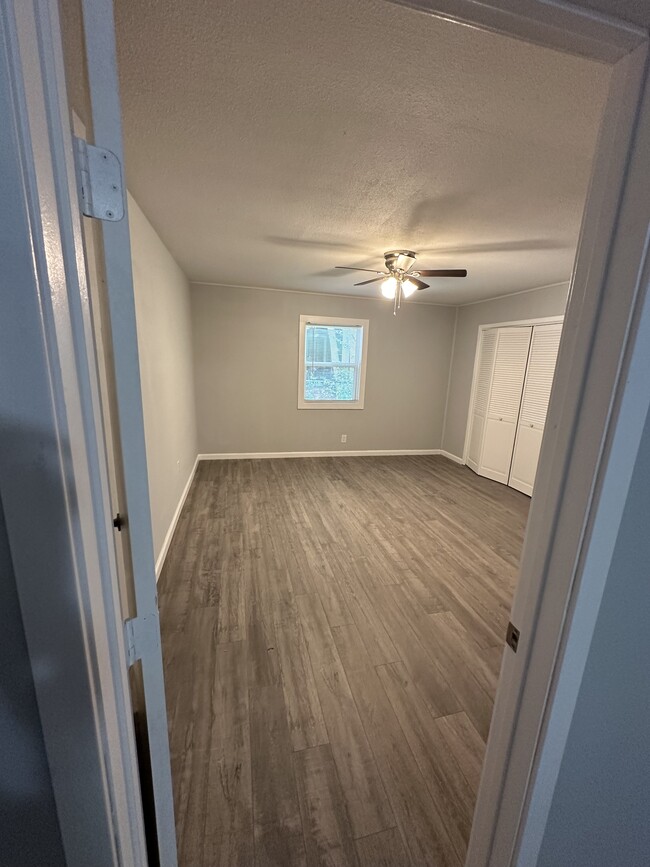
<box><xmin>337</xmin><ymin>251</ymin><xmax>467</xmax><ymax>313</ymax></box>
<box><xmin>381</xmin><ymin>276</ymin><xmax>397</xmax><ymax>299</ymax></box>
<box><xmin>402</xmin><ymin>278</ymin><xmax>417</xmax><ymax>298</ymax></box>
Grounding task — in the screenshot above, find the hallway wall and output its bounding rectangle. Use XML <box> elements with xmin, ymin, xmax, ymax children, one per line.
<box><xmin>537</xmin><ymin>403</ymin><xmax>650</xmax><ymax>866</ymax></box>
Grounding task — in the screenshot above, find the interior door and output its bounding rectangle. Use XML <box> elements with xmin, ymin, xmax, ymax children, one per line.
<box><xmin>479</xmin><ymin>326</ymin><xmax>532</xmax><ymax>483</ymax></box>
<box><xmin>69</xmin><ymin>1</ymin><xmax>177</xmax><ymax>864</ymax></box>
<box><xmin>509</xmin><ymin>322</ymin><xmax>563</xmax><ymax>495</ymax></box>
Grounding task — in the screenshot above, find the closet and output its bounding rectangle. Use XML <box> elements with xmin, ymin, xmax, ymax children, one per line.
<box><xmin>467</xmin><ymin>321</ymin><xmax>562</xmax><ymax>495</ymax></box>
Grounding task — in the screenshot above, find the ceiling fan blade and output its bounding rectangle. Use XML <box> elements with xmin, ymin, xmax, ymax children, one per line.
<box><xmin>416</xmin><ymin>269</ymin><xmax>467</xmax><ymax>277</ymax></box>
<box><xmin>354</xmin><ymin>276</ymin><xmax>384</xmax><ymax>286</ymax></box>
<box><xmin>336</xmin><ymin>266</ymin><xmax>382</xmax><ymax>274</ymax></box>
<box><xmin>411</xmin><ymin>278</ymin><xmax>430</xmax><ymax>291</ymax></box>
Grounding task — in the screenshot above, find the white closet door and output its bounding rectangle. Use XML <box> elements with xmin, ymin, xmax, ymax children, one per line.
<box><xmin>467</xmin><ymin>329</ymin><xmax>498</xmax><ymax>471</ymax></box>
<box><xmin>509</xmin><ymin>323</ymin><xmax>563</xmax><ymax>495</ymax></box>
<box><xmin>479</xmin><ymin>326</ymin><xmax>532</xmax><ymax>483</ymax></box>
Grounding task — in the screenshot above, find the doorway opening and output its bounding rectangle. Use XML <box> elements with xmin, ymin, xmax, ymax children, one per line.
<box><xmin>52</xmin><ymin>0</ymin><xmax>646</xmax><ymax>864</ymax></box>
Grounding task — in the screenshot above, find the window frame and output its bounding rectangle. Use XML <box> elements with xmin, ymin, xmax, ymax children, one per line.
<box><xmin>298</xmin><ymin>314</ymin><xmax>369</xmax><ymax>410</ymax></box>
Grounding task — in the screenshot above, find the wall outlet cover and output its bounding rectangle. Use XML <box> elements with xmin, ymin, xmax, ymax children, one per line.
<box><xmin>341</xmin><ymin>434</ymin><xmax>347</xmax><ymax>443</ymax></box>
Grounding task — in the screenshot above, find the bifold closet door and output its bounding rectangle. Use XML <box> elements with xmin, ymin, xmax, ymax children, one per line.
<box><xmin>509</xmin><ymin>323</ymin><xmax>563</xmax><ymax>495</ymax></box>
<box><xmin>467</xmin><ymin>329</ymin><xmax>498</xmax><ymax>472</ymax></box>
<box><xmin>478</xmin><ymin>326</ymin><xmax>532</xmax><ymax>483</ymax></box>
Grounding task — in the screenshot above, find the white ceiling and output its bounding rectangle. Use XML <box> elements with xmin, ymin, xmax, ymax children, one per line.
<box><xmin>114</xmin><ymin>0</ymin><xmax>610</xmax><ymax>305</ymax></box>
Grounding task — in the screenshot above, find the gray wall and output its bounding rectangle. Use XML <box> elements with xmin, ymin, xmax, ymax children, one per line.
<box><xmin>0</xmin><ymin>493</ymin><xmax>65</xmax><ymax>867</ymax></box>
<box><xmin>442</xmin><ymin>283</ymin><xmax>569</xmax><ymax>458</ymax></box>
<box><xmin>537</xmin><ymin>403</ymin><xmax>650</xmax><ymax>867</ymax></box>
<box><xmin>191</xmin><ymin>285</ymin><xmax>456</xmax><ymax>454</ymax></box>
<box><xmin>130</xmin><ymin>194</ymin><xmax>198</xmax><ymax>562</ymax></box>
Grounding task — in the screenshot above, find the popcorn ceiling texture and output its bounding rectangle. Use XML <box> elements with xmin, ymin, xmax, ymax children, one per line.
<box><xmin>112</xmin><ymin>0</ymin><xmax>609</xmax><ymax>304</ymax></box>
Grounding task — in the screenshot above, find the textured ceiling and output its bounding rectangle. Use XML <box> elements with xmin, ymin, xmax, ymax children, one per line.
<box><xmin>569</xmin><ymin>0</ymin><xmax>650</xmax><ymax>29</ymax></box>
<box><xmin>114</xmin><ymin>0</ymin><xmax>610</xmax><ymax>304</ymax></box>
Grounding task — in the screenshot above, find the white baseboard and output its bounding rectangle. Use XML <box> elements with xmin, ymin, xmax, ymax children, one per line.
<box><xmin>439</xmin><ymin>450</ymin><xmax>465</xmax><ymax>465</ymax></box>
<box><xmin>198</xmin><ymin>449</ymin><xmax>443</xmax><ymax>460</ymax></box>
<box><xmin>155</xmin><ymin>455</ymin><xmax>199</xmax><ymax>580</ymax></box>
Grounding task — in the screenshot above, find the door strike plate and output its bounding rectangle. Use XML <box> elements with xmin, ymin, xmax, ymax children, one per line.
<box><xmin>506</xmin><ymin>621</ymin><xmax>520</xmax><ymax>653</ymax></box>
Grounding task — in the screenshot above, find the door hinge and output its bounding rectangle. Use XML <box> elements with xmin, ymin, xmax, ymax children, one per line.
<box><xmin>74</xmin><ymin>136</ymin><xmax>124</xmax><ymax>221</ymax></box>
<box><xmin>124</xmin><ymin>617</ymin><xmax>140</xmax><ymax>667</ymax></box>
<box><xmin>113</xmin><ymin>512</ymin><xmax>125</xmax><ymax>532</ymax></box>
<box><xmin>506</xmin><ymin>620</ymin><xmax>521</xmax><ymax>653</ymax></box>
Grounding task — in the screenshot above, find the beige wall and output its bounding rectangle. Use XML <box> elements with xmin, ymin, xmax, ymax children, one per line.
<box><xmin>442</xmin><ymin>283</ymin><xmax>569</xmax><ymax>458</ymax></box>
<box><xmin>191</xmin><ymin>284</ymin><xmax>456</xmax><ymax>454</ymax></box>
<box><xmin>130</xmin><ymin>194</ymin><xmax>198</xmax><ymax>562</ymax></box>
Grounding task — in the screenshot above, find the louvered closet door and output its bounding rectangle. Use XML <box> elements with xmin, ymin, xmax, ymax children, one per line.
<box><xmin>467</xmin><ymin>329</ymin><xmax>498</xmax><ymax>471</ymax></box>
<box><xmin>509</xmin><ymin>323</ymin><xmax>563</xmax><ymax>495</ymax></box>
<box><xmin>479</xmin><ymin>326</ymin><xmax>532</xmax><ymax>483</ymax></box>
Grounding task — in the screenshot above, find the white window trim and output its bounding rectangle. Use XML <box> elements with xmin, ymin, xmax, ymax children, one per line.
<box><xmin>298</xmin><ymin>314</ymin><xmax>369</xmax><ymax>410</ymax></box>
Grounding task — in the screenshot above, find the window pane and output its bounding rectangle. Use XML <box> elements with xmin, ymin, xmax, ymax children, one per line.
<box><xmin>305</xmin><ymin>324</ymin><xmax>361</xmax><ymax>366</ymax></box>
<box><xmin>305</xmin><ymin>365</ymin><xmax>358</xmax><ymax>401</ymax></box>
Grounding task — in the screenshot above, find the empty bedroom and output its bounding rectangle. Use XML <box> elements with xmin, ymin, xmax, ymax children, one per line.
<box><xmin>55</xmin><ymin>0</ymin><xmax>612</xmax><ymax>864</ymax></box>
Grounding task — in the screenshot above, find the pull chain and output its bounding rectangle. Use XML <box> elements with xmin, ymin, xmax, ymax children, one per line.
<box><xmin>393</xmin><ymin>279</ymin><xmax>403</xmax><ymax>315</ymax></box>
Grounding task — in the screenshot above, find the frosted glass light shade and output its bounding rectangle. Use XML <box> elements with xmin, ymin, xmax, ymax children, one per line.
<box><xmin>402</xmin><ymin>278</ymin><xmax>417</xmax><ymax>297</ymax></box>
<box><xmin>381</xmin><ymin>276</ymin><xmax>397</xmax><ymax>299</ymax></box>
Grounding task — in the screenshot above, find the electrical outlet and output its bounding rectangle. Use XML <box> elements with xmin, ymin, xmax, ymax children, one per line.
<box><xmin>341</xmin><ymin>434</ymin><xmax>347</xmax><ymax>443</ymax></box>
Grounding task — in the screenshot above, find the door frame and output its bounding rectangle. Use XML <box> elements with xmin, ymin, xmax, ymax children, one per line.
<box><xmin>3</xmin><ymin>0</ymin><xmax>650</xmax><ymax>865</ymax></box>
<box><xmin>0</xmin><ymin>0</ymin><xmax>146</xmax><ymax>864</ymax></box>
<box><xmin>463</xmin><ymin>316</ymin><xmax>565</xmax><ymax>466</ymax></box>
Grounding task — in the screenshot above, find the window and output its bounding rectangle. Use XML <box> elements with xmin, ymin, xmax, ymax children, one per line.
<box><xmin>298</xmin><ymin>315</ymin><xmax>369</xmax><ymax>409</ymax></box>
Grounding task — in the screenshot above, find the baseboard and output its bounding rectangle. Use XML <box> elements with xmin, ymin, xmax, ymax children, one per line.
<box><xmin>198</xmin><ymin>449</ymin><xmax>444</xmax><ymax>460</ymax></box>
<box><xmin>439</xmin><ymin>450</ymin><xmax>465</xmax><ymax>465</ymax></box>
<box><xmin>155</xmin><ymin>455</ymin><xmax>199</xmax><ymax>580</ymax></box>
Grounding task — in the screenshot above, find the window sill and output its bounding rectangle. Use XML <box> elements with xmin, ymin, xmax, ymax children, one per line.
<box><xmin>298</xmin><ymin>400</ymin><xmax>365</xmax><ymax>410</ymax></box>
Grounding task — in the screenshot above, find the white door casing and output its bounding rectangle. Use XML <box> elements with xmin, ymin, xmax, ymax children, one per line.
<box><xmin>0</xmin><ymin>0</ymin><xmax>147</xmax><ymax>864</ymax></box>
<box><xmin>72</xmin><ymin>110</ymin><xmax>134</xmax><ymax>617</ymax></box>
<box><xmin>76</xmin><ymin>0</ymin><xmax>178</xmax><ymax>863</ymax></box>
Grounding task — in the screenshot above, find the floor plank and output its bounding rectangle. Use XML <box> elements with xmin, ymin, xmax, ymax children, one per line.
<box><xmin>202</xmin><ymin>641</ymin><xmax>253</xmax><ymax>866</ymax></box>
<box><xmin>250</xmin><ymin>684</ymin><xmax>306</xmax><ymax>866</ymax></box>
<box><xmin>294</xmin><ymin>744</ymin><xmax>359</xmax><ymax>866</ymax></box>
<box><xmin>377</xmin><ymin>662</ymin><xmax>476</xmax><ymax>863</ymax></box>
<box><xmin>297</xmin><ymin>593</ymin><xmax>395</xmax><ymax>839</ymax></box>
<box><xmin>434</xmin><ymin>712</ymin><xmax>486</xmax><ymax>797</ymax></box>
<box><xmin>275</xmin><ymin>618</ymin><xmax>329</xmax><ymax>752</ymax></box>
<box><xmin>354</xmin><ymin>828</ymin><xmax>411</xmax><ymax>867</ymax></box>
<box><xmin>346</xmin><ymin>666</ymin><xmax>461</xmax><ymax>866</ymax></box>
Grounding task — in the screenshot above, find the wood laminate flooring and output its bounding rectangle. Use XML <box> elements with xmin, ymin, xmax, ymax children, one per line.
<box><xmin>158</xmin><ymin>455</ymin><xmax>529</xmax><ymax>866</ymax></box>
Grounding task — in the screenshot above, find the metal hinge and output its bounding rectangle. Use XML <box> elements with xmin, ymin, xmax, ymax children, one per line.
<box><xmin>74</xmin><ymin>136</ymin><xmax>124</xmax><ymax>221</ymax></box>
<box><xmin>506</xmin><ymin>621</ymin><xmax>521</xmax><ymax>653</ymax></box>
<box><xmin>124</xmin><ymin>617</ymin><xmax>140</xmax><ymax>667</ymax></box>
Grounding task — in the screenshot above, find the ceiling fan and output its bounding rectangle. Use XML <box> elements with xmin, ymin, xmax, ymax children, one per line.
<box><xmin>336</xmin><ymin>250</ymin><xmax>467</xmax><ymax>314</ymax></box>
